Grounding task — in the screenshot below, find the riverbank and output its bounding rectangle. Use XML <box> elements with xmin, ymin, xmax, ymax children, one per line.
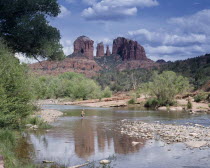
<box><xmin>120</xmin><ymin>120</ymin><xmax>210</xmax><ymax>148</ymax></box>
<box><xmin>36</xmin><ymin>96</ymin><xmax>210</xmax><ymax>113</ymax></box>
<box><xmin>36</xmin><ymin>94</ymin><xmax>133</xmax><ymax>108</ymax></box>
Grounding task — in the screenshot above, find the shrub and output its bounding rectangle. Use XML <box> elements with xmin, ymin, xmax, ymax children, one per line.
<box><xmin>30</xmin><ymin>72</ymin><xmax>104</xmax><ymax>100</ymax></box>
<box><xmin>194</xmin><ymin>92</ymin><xmax>208</xmax><ymax>102</ymax></box>
<box><xmin>144</xmin><ymin>98</ymin><xmax>175</xmax><ymax>108</ymax></box>
<box><xmin>102</xmin><ymin>87</ymin><xmax>112</xmax><ymax>98</ymax></box>
<box><xmin>25</xmin><ymin>117</ymin><xmax>51</xmax><ymax>129</ymax></box>
<box><xmin>187</xmin><ymin>99</ymin><xmax>193</xmax><ymax>109</ymax></box>
<box><xmin>140</xmin><ymin>71</ymin><xmax>191</xmax><ymax>106</ymax></box>
<box><xmin>144</xmin><ymin>98</ymin><xmax>159</xmax><ymax>108</ymax></box>
<box><xmin>128</xmin><ymin>98</ymin><xmax>136</xmax><ymax>104</ymax></box>
<box><xmin>0</xmin><ymin>43</ymin><xmax>33</xmax><ymax>128</ymax></box>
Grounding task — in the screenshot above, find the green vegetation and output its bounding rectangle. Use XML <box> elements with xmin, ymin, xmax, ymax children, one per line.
<box><xmin>187</xmin><ymin>99</ymin><xmax>193</xmax><ymax>109</ymax></box>
<box><xmin>160</xmin><ymin>54</ymin><xmax>210</xmax><ymax>90</ymax></box>
<box><xmin>102</xmin><ymin>87</ymin><xmax>112</xmax><ymax>98</ymax></box>
<box><xmin>0</xmin><ymin>43</ymin><xmax>33</xmax><ymax>128</ymax></box>
<box><xmin>95</xmin><ymin>69</ymin><xmax>152</xmax><ymax>92</ymax></box>
<box><xmin>30</xmin><ymin>72</ymin><xmax>112</xmax><ymax>100</ymax></box>
<box><xmin>140</xmin><ymin>71</ymin><xmax>191</xmax><ymax>107</ymax></box>
<box><xmin>194</xmin><ymin>92</ymin><xmax>209</xmax><ymax>102</ymax></box>
<box><xmin>25</xmin><ymin>116</ymin><xmax>51</xmax><ymax>129</ymax></box>
<box><xmin>144</xmin><ymin>98</ymin><xmax>160</xmax><ymax>108</ymax></box>
<box><xmin>128</xmin><ymin>98</ymin><xmax>136</xmax><ymax>104</ymax></box>
<box><xmin>0</xmin><ymin>0</ymin><xmax>64</xmax><ymax>60</ymax></box>
<box><xmin>95</xmin><ymin>55</ymin><xmax>210</xmax><ymax>92</ymax></box>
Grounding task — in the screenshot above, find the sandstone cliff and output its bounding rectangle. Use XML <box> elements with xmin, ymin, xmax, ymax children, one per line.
<box><xmin>112</xmin><ymin>37</ymin><xmax>147</xmax><ymax>61</ymax></box>
<box><xmin>74</xmin><ymin>36</ymin><xmax>94</xmax><ymax>59</ymax></box>
<box><xmin>30</xmin><ymin>36</ymin><xmax>157</xmax><ymax>77</ymax></box>
<box><xmin>96</xmin><ymin>42</ymin><xmax>104</xmax><ymax>57</ymax></box>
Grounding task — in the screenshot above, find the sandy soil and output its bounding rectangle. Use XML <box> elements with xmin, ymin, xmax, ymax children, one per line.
<box><xmin>177</xmin><ymin>99</ymin><xmax>209</xmax><ymax>112</ymax></box>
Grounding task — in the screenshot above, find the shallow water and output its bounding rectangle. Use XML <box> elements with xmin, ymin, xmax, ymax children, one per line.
<box><xmin>23</xmin><ymin>105</ymin><xmax>210</xmax><ymax>168</ymax></box>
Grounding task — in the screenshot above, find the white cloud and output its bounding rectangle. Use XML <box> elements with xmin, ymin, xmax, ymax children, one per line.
<box><xmin>127</xmin><ymin>9</ymin><xmax>210</xmax><ymax>61</ymax></box>
<box><xmin>169</xmin><ymin>9</ymin><xmax>210</xmax><ymax>34</ymax></box>
<box><xmin>58</xmin><ymin>5</ymin><xmax>71</xmax><ymax>18</ymax></box>
<box><xmin>145</xmin><ymin>44</ymin><xmax>205</xmax><ymax>61</ymax></box>
<box><xmin>82</xmin><ymin>0</ymin><xmax>158</xmax><ymax>20</ymax></box>
<box><xmin>128</xmin><ymin>29</ymin><xmax>207</xmax><ymax>45</ymax></box>
<box><xmin>61</xmin><ymin>39</ymin><xmax>74</xmax><ymax>55</ymax></box>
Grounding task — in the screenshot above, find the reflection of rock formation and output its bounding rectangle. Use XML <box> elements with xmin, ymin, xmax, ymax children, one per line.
<box><xmin>113</xmin><ymin>134</ymin><xmax>145</xmax><ymax>154</ymax></box>
<box><xmin>96</xmin><ymin>125</ymin><xmax>106</xmax><ymax>151</ymax></box>
<box><xmin>74</xmin><ymin>119</ymin><xmax>95</xmax><ymax>158</ymax></box>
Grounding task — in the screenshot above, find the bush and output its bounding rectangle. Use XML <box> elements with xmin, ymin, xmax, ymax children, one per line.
<box><xmin>187</xmin><ymin>99</ymin><xmax>192</xmax><ymax>109</ymax></box>
<box><xmin>194</xmin><ymin>92</ymin><xmax>208</xmax><ymax>102</ymax></box>
<box><xmin>144</xmin><ymin>98</ymin><xmax>159</xmax><ymax>108</ymax></box>
<box><xmin>128</xmin><ymin>98</ymin><xmax>136</xmax><ymax>104</ymax></box>
<box><xmin>0</xmin><ymin>43</ymin><xmax>33</xmax><ymax>128</ymax></box>
<box><xmin>144</xmin><ymin>98</ymin><xmax>175</xmax><ymax>108</ymax></box>
<box><xmin>102</xmin><ymin>87</ymin><xmax>112</xmax><ymax>98</ymax></box>
<box><xmin>26</xmin><ymin>117</ymin><xmax>51</xmax><ymax>129</ymax></box>
<box><xmin>140</xmin><ymin>71</ymin><xmax>191</xmax><ymax>106</ymax></box>
<box><xmin>30</xmin><ymin>72</ymin><xmax>105</xmax><ymax>100</ymax></box>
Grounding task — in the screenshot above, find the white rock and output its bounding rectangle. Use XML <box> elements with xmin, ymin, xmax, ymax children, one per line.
<box><xmin>131</xmin><ymin>141</ymin><xmax>141</xmax><ymax>146</ymax></box>
<box><xmin>99</xmin><ymin>160</ymin><xmax>110</xmax><ymax>164</ymax></box>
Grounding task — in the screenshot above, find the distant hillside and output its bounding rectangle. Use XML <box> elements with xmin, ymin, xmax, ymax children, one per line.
<box><xmin>95</xmin><ymin>54</ymin><xmax>210</xmax><ymax>92</ymax></box>
<box><xmin>160</xmin><ymin>54</ymin><xmax>210</xmax><ymax>89</ymax></box>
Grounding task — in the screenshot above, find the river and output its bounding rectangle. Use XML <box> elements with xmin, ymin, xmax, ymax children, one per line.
<box><xmin>19</xmin><ymin>105</ymin><xmax>210</xmax><ymax>168</ymax></box>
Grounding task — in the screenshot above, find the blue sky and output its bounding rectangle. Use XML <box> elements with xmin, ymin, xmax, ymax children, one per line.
<box><xmin>18</xmin><ymin>0</ymin><xmax>210</xmax><ymax>62</ymax></box>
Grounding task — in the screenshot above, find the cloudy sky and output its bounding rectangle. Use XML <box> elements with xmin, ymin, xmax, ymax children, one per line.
<box><xmin>27</xmin><ymin>0</ymin><xmax>210</xmax><ymax>62</ymax></box>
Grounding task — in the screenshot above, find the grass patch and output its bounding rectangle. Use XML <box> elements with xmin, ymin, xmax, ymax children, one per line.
<box><xmin>24</xmin><ymin>117</ymin><xmax>52</xmax><ymax>129</ymax></box>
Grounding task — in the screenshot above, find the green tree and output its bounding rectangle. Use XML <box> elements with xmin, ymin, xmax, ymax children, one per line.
<box><xmin>0</xmin><ymin>0</ymin><xmax>64</xmax><ymax>60</ymax></box>
<box><xmin>0</xmin><ymin>43</ymin><xmax>33</xmax><ymax>128</ymax></box>
<box><xmin>140</xmin><ymin>71</ymin><xmax>191</xmax><ymax>105</ymax></box>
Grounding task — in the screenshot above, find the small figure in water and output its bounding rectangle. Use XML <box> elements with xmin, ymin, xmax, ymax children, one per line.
<box><xmin>81</xmin><ymin>109</ymin><xmax>85</xmax><ymax>117</ymax></box>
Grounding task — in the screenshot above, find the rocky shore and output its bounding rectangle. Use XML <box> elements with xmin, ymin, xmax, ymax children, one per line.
<box><xmin>120</xmin><ymin>120</ymin><xmax>210</xmax><ymax>148</ymax></box>
<box><xmin>36</xmin><ymin>109</ymin><xmax>63</xmax><ymax>123</ymax></box>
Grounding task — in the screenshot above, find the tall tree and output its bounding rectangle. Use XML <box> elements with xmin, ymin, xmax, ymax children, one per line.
<box><xmin>0</xmin><ymin>0</ymin><xmax>64</xmax><ymax>60</ymax></box>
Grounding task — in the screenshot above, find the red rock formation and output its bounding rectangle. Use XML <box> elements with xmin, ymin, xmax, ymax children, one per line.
<box><xmin>96</xmin><ymin>42</ymin><xmax>104</xmax><ymax>57</ymax></box>
<box><xmin>112</xmin><ymin>37</ymin><xmax>147</xmax><ymax>61</ymax></box>
<box><xmin>30</xmin><ymin>36</ymin><xmax>158</xmax><ymax>77</ymax></box>
<box><xmin>74</xmin><ymin>36</ymin><xmax>94</xmax><ymax>59</ymax></box>
<box><xmin>105</xmin><ymin>45</ymin><xmax>111</xmax><ymax>56</ymax></box>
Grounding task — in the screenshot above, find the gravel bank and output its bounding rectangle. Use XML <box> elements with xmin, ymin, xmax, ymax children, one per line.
<box><xmin>36</xmin><ymin>109</ymin><xmax>63</xmax><ymax>123</ymax></box>
<box><xmin>120</xmin><ymin>120</ymin><xmax>210</xmax><ymax>148</ymax></box>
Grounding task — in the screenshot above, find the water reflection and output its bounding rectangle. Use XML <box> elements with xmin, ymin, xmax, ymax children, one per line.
<box><xmin>74</xmin><ymin>119</ymin><xmax>95</xmax><ymax>158</ymax></box>
<box><xmin>18</xmin><ymin>105</ymin><xmax>210</xmax><ymax>167</ymax></box>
